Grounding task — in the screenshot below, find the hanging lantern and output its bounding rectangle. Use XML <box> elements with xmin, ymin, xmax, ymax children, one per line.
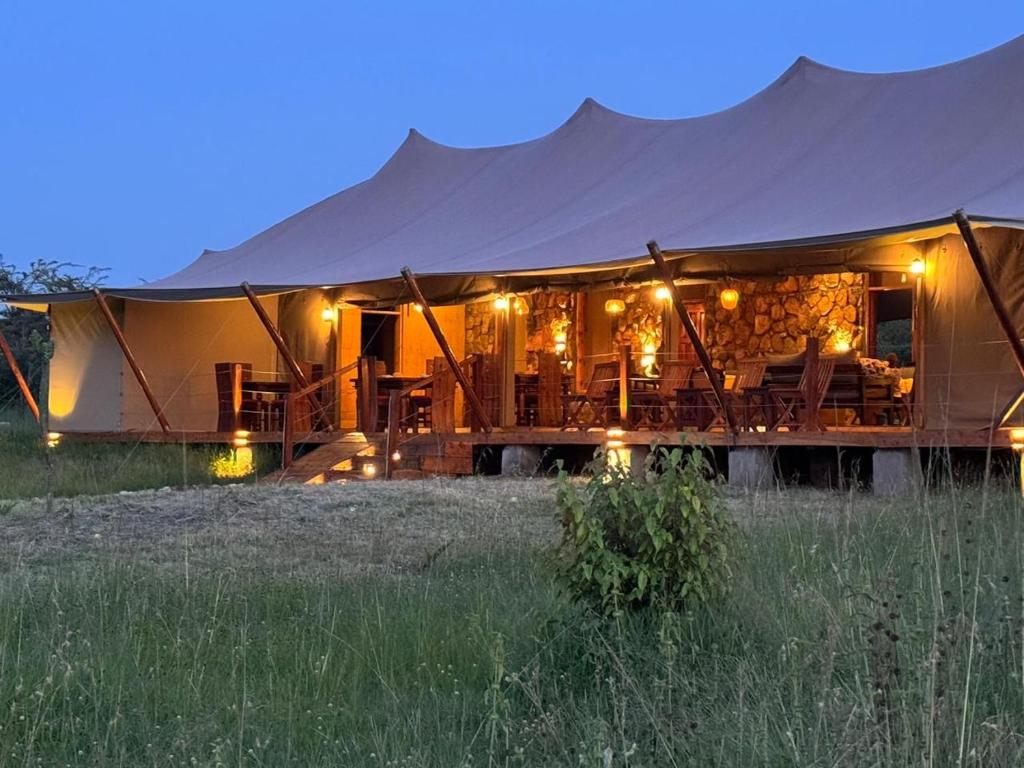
<box><xmin>654</xmin><ymin>285</ymin><xmax>672</xmax><ymax>302</ymax></box>
<box><xmin>909</xmin><ymin>258</ymin><xmax>925</xmax><ymax>275</ymax></box>
<box><xmin>321</xmin><ymin>306</ymin><xmax>335</xmax><ymax>322</ymax></box>
<box><xmin>493</xmin><ymin>295</ymin><xmax>509</xmax><ymax>311</ymax></box>
<box><xmin>720</xmin><ymin>288</ymin><xmax>740</xmax><ymax>310</ymax></box>
<box><xmin>604</xmin><ymin>298</ymin><xmax>625</xmax><ymax>315</ymax></box>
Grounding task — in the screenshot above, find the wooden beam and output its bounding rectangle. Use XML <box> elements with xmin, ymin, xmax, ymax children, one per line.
<box><xmin>618</xmin><ymin>343</ymin><xmax>630</xmax><ymax>426</ymax></box>
<box><xmin>92</xmin><ymin>289</ymin><xmax>171</xmax><ymax>433</ymax></box>
<box><xmin>647</xmin><ymin>241</ymin><xmax>737</xmax><ymax>433</ymax></box>
<box><xmin>0</xmin><ymin>325</ymin><xmax>40</xmax><ymax>423</ymax></box>
<box><xmin>400</xmin><ymin>268</ymin><xmax>493</xmax><ymax>432</ymax></box>
<box><xmin>953</xmin><ymin>211</ymin><xmax>1024</xmax><ymax>381</ymax></box>
<box><xmin>240</xmin><ymin>282</ymin><xmax>332</xmax><ymax>431</ymax></box>
<box><xmin>802</xmin><ymin>336</ymin><xmax>821</xmax><ymax>431</ymax></box>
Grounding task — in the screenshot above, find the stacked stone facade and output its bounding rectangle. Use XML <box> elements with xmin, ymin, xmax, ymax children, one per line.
<box><xmin>704</xmin><ymin>273</ymin><xmax>864</xmax><ymax>368</ymax></box>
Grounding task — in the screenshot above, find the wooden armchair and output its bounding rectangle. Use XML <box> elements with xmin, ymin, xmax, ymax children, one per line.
<box><xmin>631</xmin><ymin>360</ymin><xmax>693</xmax><ymax>429</ymax></box>
<box><xmin>563</xmin><ymin>361</ymin><xmax>619</xmax><ymax>430</ymax></box>
<box><xmin>769</xmin><ymin>357</ymin><xmax>837</xmax><ymax>430</ymax></box>
<box><xmin>675</xmin><ymin>367</ymin><xmax>723</xmax><ymax>430</ymax></box>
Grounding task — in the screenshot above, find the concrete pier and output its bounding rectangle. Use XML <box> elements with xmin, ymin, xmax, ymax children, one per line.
<box><xmin>872</xmin><ymin>448</ymin><xmax>922</xmax><ymax>496</ymax></box>
<box><xmin>728</xmin><ymin>447</ymin><xmax>775</xmax><ymax>490</ymax></box>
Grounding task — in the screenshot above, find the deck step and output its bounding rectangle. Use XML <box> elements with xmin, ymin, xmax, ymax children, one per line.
<box><xmin>263</xmin><ymin>432</ymin><xmax>383</xmax><ymax>484</ymax></box>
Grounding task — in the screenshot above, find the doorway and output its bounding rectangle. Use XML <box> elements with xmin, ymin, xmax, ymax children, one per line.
<box><xmin>361</xmin><ymin>310</ymin><xmax>398</xmax><ymax>374</ymax></box>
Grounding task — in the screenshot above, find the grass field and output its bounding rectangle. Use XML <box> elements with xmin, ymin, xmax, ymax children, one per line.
<box><xmin>1</xmin><ymin>474</ymin><xmax>1023</xmax><ymax>766</ymax></box>
<box><xmin>0</xmin><ymin>408</ymin><xmax>275</xmax><ymax>499</ymax></box>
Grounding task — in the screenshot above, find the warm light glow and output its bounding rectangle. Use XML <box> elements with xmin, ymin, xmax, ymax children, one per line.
<box><xmin>606</xmin><ymin>427</ymin><xmax>625</xmax><ymax>439</ymax></box>
<box><xmin>604</xmin><ymin>298</ymin><xmax>625</xmax><ymax>315</ymax></box>
<box><xmin>1011</xmin><ymin>428</ymin><xmax>1024</xmax><ymax>451</ymax></box>
<box><xmin>654</xmin><ymin>285</ymin><xmax>672</xmax><ymax>301</ymax></box>
<box><xmin>412</xmin><ymin>303</ymin><xmax>424</xmax><ymax>313</ymax></box>
<box><xmin>554</xmin><ymin>341</ymin><xmax>567</xmax><ymax>354</ymax></box>
<box><xmin>640</xmin><ymin>355</ymin><xmax>655</xmax><ymax>371</ymax></box>
<box><xmin>363</xmin><ymin>462</ymin><xmax>378</xmax><ymax>477</ymax></box>
<box><xmin>910</xmin><ymin>258</ymin><xmax>926</xmax><ymax>275</ymax></box>
<box><xmin>391</xmin><ymin>450</ymin><xmax>402</xmax><ymax>462</ymax></box>
<box><xmin>553</xmin><ymin>331</ymin><xmax>567</xmax><ymax>344</ymax></box>
<box><xmin>720</xmin><ymin>288</ymin><xmax>740</xmax><ymax>310</ymax></box>
<box><xmin>45</xmin><ymin>431</ymin><xmax>61</xmax><ymax>448</ymax></box>
<box><xmin>830</xmin><ymin>328</ymin><xmax>853</xmax><ymax>354</ymax></box>
<box><xmin>211</xmin><ymin>447</ymin><xmax>254</xmax><ymax>479</ymax></box>
<box><xmin>493</xmin><ymin>295</ymin><xmax>509</xmax><ymax>311</ymax></box>
<box><xmin>232</xmin><ymin>437</ymin><xmax>249</xmax><ymax>448</ymax></box>
<box><xmin>321</xmin><ymin>306</ymin><xmax>335</xmax><ymax>322</ymax></box>
<box><xmin>606</xmin><ymin>439</ymin><xmax>624</xmax><ymax>449</ymax></box>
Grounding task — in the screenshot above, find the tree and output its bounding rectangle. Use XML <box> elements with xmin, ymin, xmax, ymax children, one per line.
<box><xmin>0</xmin><ymin>257</ymin><xmax>107</xmax><ymax>410</ymax></box>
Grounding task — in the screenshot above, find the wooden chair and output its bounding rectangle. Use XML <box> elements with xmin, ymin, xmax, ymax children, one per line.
<box><xmin>214</xmin><ymin>362</ymin><xmax>258</xmax><ymax>431</ymax></box>
<box><xmin>770</xmin><ymin>357</ymin><xmax>837</xmax><ymax>430</ymax></box>
<box><xmin>701</xmin><ymin>359</ymin><xmax>766</xmax><ymax>431</ymax></box>
<box><xmin>675</xmin><ymin>367</ymin><xmax>723</xmax><ymax>430</ymax></box>
<box><xmin>563</xmin><ymin>361</ymin><xmax>619</xmax><ymax>429</ymax></box>
<box><xmin>430</xmin><ymin>356</ymin><xmax>457</xmax><ymax>432</ymax></box>
<box><xmin>536</xmin><ymin>352</ymin><xmax>564</xmax><ymax>427</ymax></box>
<box><xmin>631</xmin><ymin>360</ymin><xmax>693</xmax><ymax>429</ymax></box>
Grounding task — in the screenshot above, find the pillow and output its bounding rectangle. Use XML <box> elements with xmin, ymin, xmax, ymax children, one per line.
<box><xmin>765</xmin><ymin>350</ymin><xmax>806</xmax><ymax>366</ymax></box>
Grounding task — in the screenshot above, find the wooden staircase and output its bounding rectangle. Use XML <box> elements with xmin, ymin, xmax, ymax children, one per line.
<box><xmin>263</xmin><ymin>432</ymin><xmax>384</xmax><ymax>484</ymax></box>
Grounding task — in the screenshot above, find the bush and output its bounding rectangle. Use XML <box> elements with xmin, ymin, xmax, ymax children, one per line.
<box><xmin>555</xmin><ymin>445</ymin><xmax>733</xmax><ymax>614</ymax></box>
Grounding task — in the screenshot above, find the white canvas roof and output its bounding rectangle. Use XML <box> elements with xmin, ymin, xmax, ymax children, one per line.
<box><xmin>8</xmin><ymin>34</ymin><xmax>1024</xmax><ymax>305</ymax></box>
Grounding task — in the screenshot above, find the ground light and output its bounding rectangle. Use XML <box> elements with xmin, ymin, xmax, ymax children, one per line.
<box><xmin>211</xmin><ymin>430</ymin><xmax>255</xmax><ymax>479</ymax></box>
<box><xmin>45</xmin><ymin>431</ymin><xmax>61</xmax><ymax>448</ymax></box>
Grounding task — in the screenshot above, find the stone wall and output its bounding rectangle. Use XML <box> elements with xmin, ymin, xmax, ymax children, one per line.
<box><xmin>464</xmin><ymin>301</ymin><xmax>495</xmax><ymax>356</ymax></box>
<box><xmin>704</xmin><ymin>273</ymin><xmax>864</xmax><ymax>368</ymax></box>
<box><xmin>612</xmin><ymin>290</ymin><xmax>664</xmax><ymax>356</ymax></box>
<box><xmin>524</xmin><ymin>291</ymin><xmax>574</xmax><ymax>370</ymax></box>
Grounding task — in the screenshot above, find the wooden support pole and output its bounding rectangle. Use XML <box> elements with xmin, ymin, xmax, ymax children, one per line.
<box><xmin>92</xmin><ymin>289</ymin><xmax>171</xmax><ymax>433</ymax></box>
<box><xmin>400</xmin><ymin>268</ymin><xmax>493</xmax><ymax>432</ymax></box>
<box><xmin>240</xmin><ymin>282</ymin><xmax>332</xmax><ymax>431</ymax></box>
<box><xmin>647</xmin><ymin>241</ymin><xmax>737</xmax><ymax>433</ymax></box>
<box><xmin>618</xmin><ymin>344</ymin><xmax>630</xmax><ymax>426</ymax></box>
<box><xmin>954</xmin><ymin>211</ymin><xmax>1024</xmax><ymax>380</ymax></box>
<box><xmin>802</xmin><ymin>336</ymin><xmax>821</xmax><ymax>431</ymax></box>
<box><xmin>0</xmin><ymin>326</ymin><xmax>40</xmax><ymax>423</ymax></box>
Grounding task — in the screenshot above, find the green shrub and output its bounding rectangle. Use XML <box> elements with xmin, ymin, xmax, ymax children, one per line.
<box><xmin>555</xmin><ymin>445</ymin><xmax>733</xmax><ymax>614</ymax></box>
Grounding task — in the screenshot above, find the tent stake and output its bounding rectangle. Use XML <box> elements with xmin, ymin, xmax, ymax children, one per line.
<box><xmin>953</xmin><ymin>211</ymin><xmax>1024</xmax><ymax>425</ymax></box>
<box><xmin>0</xmin><ymin>325</ymin><xmax>40</xmax><ymax>423</ymax></box>
<box><xmin>400</xmin><ymin>268</ymin><xmax>493</xmax><ymax>433</ymax></box>
<box><xmin>647</xmin><ymin>241</ymin><xmax>737</xmax><ymax>434</ymax></box>
<box><xmin>92</xmin><ymin>289</ymin><xmax>171</xmax><ymax>433</ymax></box>
<box><xmin>240</xmin><ymin>282</ymin><xmax>332</xmax><ymax>432</ymax></box>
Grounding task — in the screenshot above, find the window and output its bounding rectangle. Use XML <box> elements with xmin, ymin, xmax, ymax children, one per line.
<box><xmin>868</xmin><ymin>275</ymin><xmax>914</xmax><ymax>365</ymax></box>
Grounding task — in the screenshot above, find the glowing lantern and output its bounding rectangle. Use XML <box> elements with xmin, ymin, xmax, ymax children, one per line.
<box><xmin>45</xmin><ymin>431</ymin><xmax>61</xmax><ymax>448</ymax></box>
<box><xmin>412</xmin><ymin>303</ymin><xmax>424</xmax><ymax>313</ymax></box>
<box><xmin>1011</xmin><ymin>428</ymin><xmax>1024</xmax><ymax>451</ymax></box>
<box><xmin>321</xmin><ymin>306</ymin><xmax>335</xmax><ymax>322</ymax></box>
<box><xmin>391</xmin><ymin>450</ymin><xmax>402</xmax><ymax>462</ymax></box>
<box><xmin>654</xmin><ymin>285</ymin><xmax>672</xmax><ymax>301</ymax></box>
<box><xmin>720</xmin><ymin>288</ymin><xmax>740</xmax><ymax>310</ymax></box>
<box><xmin>604</xmin><ymin>298</ymin><xmax>625</xmax><ymax>315</ymax></box>
<box><xmin>363</xmin><ymin>462</ymin><xmax>378</xmax><ymax>477</ymax></box>
<box><xmin>910</xmin><ymin>258</ymin><xmax>925</xmax><ymax>275</ymax></box>
<box><xmin>493</xmin><ymin>295</ymin><xmax>509</xmax><ymax>311</ymax></box>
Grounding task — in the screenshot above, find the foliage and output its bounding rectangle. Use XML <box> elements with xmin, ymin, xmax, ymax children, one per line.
<box><xmin>555</xmin><ymin>445</ymin><xmax>733</xmax><ymax>614</ymax></box>
<box><xmin>0</xmin><ymin>256</ymin><xmax>106</xmax><ymax>408</ymax></box>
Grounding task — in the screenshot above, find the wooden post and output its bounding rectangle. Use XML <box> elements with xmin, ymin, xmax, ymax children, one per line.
<box><xmin>494</xmin><ymin>301</ymin><xmax>516</xmax><ymax>427</ymax></box>
<box><xmin>240</xmin><ymin>282</ymin><xmax>332</xmax><ymax>431</ymax></box>
<box><xmin>618</xmin><ymin>344</ymin><xmax>631</xmax><ymax>427</ymax></box>
<box><xmin>400</xmin><ymin>268</ymin><xmax>493</xmax><ymax>432</ymax></box>
<box><xmin>384</xmin><ymin>389</ymin><xmax>401</xmax><ymax>479</ymax></box>
<box><xmin>647</xmin><ymin>241</ymin><xmax>736</xmax><ymax>433</ymax></box>
<box><xmin>92</xmin><ymin>289</ymin><xmax>171</xmax><ymax>433</ymax></box>
<box><xmin>802</xmin><ymin>336</ymin><xmax>821</xmax><ymax>431</ymax></box>
<box><xmin>357</xmin><ymin>355</ymin><xmax>379</xmax><ymax>432</ymax></box>
<box><xmin>953</xmin><ymin>211</ymin><xmax>1024</xmax><ymax>380</ymax></box>
<box><xmin>0</xmin><ymin>326</ymin><xmax>40</xmax><ymax>423</ymax></box>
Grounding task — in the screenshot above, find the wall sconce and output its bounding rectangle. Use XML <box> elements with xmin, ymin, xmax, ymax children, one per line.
<box><xmin>604</xmin><ymin>298</ymin><xmax>625</xmax><ymax>315</ymax></box>
<box><xmin>654</xmin><ymin>285</ymin><xmax>672</xmax><ymax>302</ymax></box>
<box><xmin>909</xmin><ymin>258</ymin><xmax>925</xmax><ymax>276</ymax></box>
<box><xmin>321</xmin><ymin>306</ymin><xmax>335</xmax><ymax>322</ymax></box>
<box><xmin>553</xmin><ymin>331</ymin><xmax>567</xmax><ymax>355</ymax></box>
<box><xmin>412</xmin><ymin>303</ymin><xmax>423</xmax><ymax>313</ymax></box>
<box><xmin>493</xmin><ymin>295</ymin><xmax>509</xmax><ymax>311</ymax></box>
<box><xmin>720</xmin><ymin>288</ymin><xmax>739</xmax><ymax>310</ymax></box>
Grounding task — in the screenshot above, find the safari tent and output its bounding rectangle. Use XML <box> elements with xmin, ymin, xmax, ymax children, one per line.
<box><xmin>4</xmin><ymin>35</ymin><xmax>1024</xmax><ymax>480</ymax></box>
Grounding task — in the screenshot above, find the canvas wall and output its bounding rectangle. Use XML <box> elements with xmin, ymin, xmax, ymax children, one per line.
<box><xmin>920</xmin><ymin>228</ymin><xmax>1024</xmax><ymax>431</ymax></box>
<box><xmin>49</xmin><ymin>300</ymin><xmax>124</xmax><ymax>431</ymax></box>
<box><xmin>120</xmin><ymin>297</ymin><xmax>280</xmax><ymax>431</ymax></box>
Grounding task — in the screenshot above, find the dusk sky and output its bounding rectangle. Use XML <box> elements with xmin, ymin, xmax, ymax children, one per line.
<box><xmin>3</xmin><ymin>1</ymin><xmax>1023</xmax><ymax>285</ymax></box>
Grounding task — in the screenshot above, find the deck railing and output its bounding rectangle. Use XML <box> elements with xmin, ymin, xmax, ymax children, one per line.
<box><xmin>281</xmin><ymin>360</ymin><xmax>358</xmax><ymax>468</ymax></box>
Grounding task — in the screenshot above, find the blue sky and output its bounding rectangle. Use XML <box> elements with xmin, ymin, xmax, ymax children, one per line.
<box><xmin>2</xmin><ymin>1</ymin><xmax>1023</xmax><ymax>285</ymax></box>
